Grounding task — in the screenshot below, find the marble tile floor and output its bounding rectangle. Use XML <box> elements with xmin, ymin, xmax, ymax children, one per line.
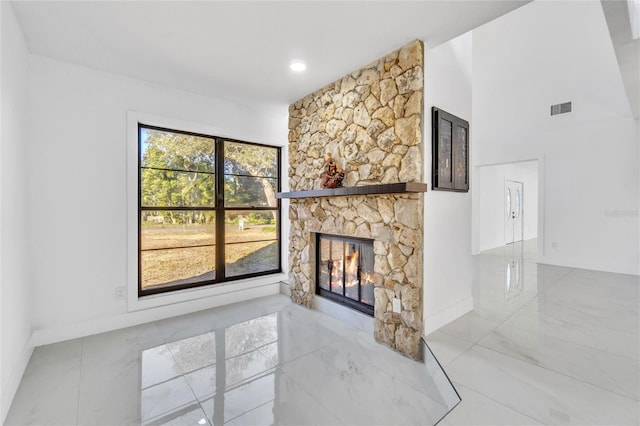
<box><xmin>429</xmin><ymin>239</ymin><xmax>640</xmax><ymax>425</ymax></box>
<box><xmin>6</xmin><ymin>294</ymin><xmax>459</xmax><ymax>426</ymax></box>
<box><xmin>7</xmin><ymin>238</ymin><xmax>639</xmax><ymax>425</ymax></box>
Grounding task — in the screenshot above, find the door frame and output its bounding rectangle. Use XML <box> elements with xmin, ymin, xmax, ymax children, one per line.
<box><xmin>504</xmin><ymin>179</ymin><xmax>524</xmax><ymax>245</ymax></box>
<box><xmin>471</xmin><ymin>159</ymin><xmax>541</xmax><ymax>256</ymax></box>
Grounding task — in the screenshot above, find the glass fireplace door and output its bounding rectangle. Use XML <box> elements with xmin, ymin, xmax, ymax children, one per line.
<box><xmin>316</xmin><ymin>234</ymin><xmax>374</xmax><ymax>316</ymax></box>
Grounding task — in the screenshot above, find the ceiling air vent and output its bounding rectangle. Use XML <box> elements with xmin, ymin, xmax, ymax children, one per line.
<box><xmin>550</xmin><ymin>102</ymin><xmax>572</xmax><ymax>116</ymax></box>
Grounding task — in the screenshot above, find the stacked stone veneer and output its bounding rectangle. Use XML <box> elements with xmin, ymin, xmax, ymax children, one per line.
<box><xmin>287</xmin><ymin>40</ymin><xmax>424</xmax><ymax>359</ymax></box>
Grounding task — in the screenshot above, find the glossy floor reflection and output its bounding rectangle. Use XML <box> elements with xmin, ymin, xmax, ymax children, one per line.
<box><xmin>429</xmin><ymin>239</ymin><xmax>640</xmax><ymax>425</ymax></box>
<box><xmin>6</xmin><ymin>295</ymin><xmax>458</xmax><ymax>425</ymax></box>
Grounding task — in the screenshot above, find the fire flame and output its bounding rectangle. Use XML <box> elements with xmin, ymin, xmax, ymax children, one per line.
<box><xmin>321</xmin><ymin>240</ymin><xmax>375</xmax><ymax>306</ymax></box>
<box><xmin>345</xmin><ymin>248</ymin><xmax>359</xmax><ymax>288</ymax></box>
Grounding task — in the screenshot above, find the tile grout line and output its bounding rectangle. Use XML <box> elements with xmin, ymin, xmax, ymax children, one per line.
<box><xmin>439</xmin><ymin>253</ymin><xmax>557</xmax><ymax>340</ymax></box>
<box><xmin>474</xmin><ymin>341</ymin><xmax>640</xmax><ymax>403</ymax></box>
<box><xmin>149</xmin><ymin>320</ymin><xmax>212</xmax><ymax>424</ymax></box>
<box><xmin>481</xmin><ymin>263</ymin><xmax>640</xmax><ymax>394</ymax></box>
<box><xmin>166</xmin><ymin>333</ymin><xmax>213</xmax><ymax>424</ymax></box>
<box><xmin>447</xmin><ymin>380</ymin><xmax>546</xmax><ymax>425</ymax></box>
<box><xmin>439</xmin><ymin>303</ymin><xmax>550</xmax><ymax>421</ymax></box>
<box><xmin>155</xmin><ymin>310</ymin><xmax>341</xmax><ymax>425</ymax></box>
<box><xmin>441</xmin><ymin>270</ymin><xmax>552</xmax><ymax>424</ymax></box>
<box><xmin>157</xmin><ymin>320</ymin><xmax>214</xmax><ymax>424</ymax></box>
<box><xmin>541</xmin><ymin>266</ymin><xmax>575</xmax><ymax>292</ymax></box>
<box><xmin>222</xmin><ymin>399</ymin><xmax>276</xmax><ymax>425</ymax></box>
<box><xmin>439</xmin><ymin>340</ymin><xmax>475</xmax><ymax>370</ymax></box>
<box><xmin>452</xmin><ymin>261</ymin><xmax>639</xmax><ymax>418</ymax></box>
<box><xmin>446</xmin><ymin>257</ymin><xmax>640</xmax><ymax>422</ymax></box>
<box><xmin>279</xmin><ymin>368</ymin><xmax>346</xmax><ymax>425</ymax></box>
<box><xmin>487</xmin><ymin>302</ymin><xmax>640</xmax><ymax>363</ymax></box>
<box><xmin>75</xmin><ymin>337</ymin><xmax>85</xmax><ymax>426</ymax></box>
<box><xmin>458</xmin><ymin>262</ymin><xmax>574</xmax><ymax>349</ymax></box>
<box><xmin>326</xmin><ymin>335</ymin><xmax>451</xmax><ymax>422</ymax></box>
<box><xmin>437</xmin><ymin>280</ymin><xmax>541</xmax><ymax>348</ymax></box>
<box><xmin>434</xmin><ymin>286</ymin><xmax>536</xmax><ymax>367</ymax></box>
<box><xmin>442</xmin><ymin>258</ymin><xmax>580</xmax><ymax>421</ymax></box>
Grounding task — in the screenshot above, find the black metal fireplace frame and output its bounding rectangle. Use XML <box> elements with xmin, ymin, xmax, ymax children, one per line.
<box><xmin>315</xmin><ymin>233</ymin><xmax>374</xmax><ymax>316</ymax></box>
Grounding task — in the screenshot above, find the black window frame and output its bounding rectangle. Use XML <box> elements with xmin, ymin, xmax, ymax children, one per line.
<box><xmin>138</xmin><ymin>123</ymin><xmax>282</xmax><ymax>297</ymax></box>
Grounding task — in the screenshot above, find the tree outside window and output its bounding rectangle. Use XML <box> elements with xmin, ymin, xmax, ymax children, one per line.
<box><xmin>139</xmin><ymin>125</ymin><xmax>280</xmax><ymax>295</ymax></box>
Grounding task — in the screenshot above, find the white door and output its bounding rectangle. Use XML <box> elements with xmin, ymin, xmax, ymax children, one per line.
<box><xmin>505</xmin><ymin>180</ymin><xmax>523</xmax><ymax>244</ymax></box>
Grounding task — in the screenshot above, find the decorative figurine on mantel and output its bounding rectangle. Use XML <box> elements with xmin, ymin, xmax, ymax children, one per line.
<box><xmin>320</xmin><ymin>153</ymin><xmax>345</xmax><ymax>188</ymax></box>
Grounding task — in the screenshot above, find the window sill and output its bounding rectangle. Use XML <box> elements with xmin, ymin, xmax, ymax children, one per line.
<box><xmin>127</xmin><ymin>272</ymin><xmax>287</xmax><ymax>312</ymax></box>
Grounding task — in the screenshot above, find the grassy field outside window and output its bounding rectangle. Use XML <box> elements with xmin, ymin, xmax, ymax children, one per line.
<box><xmin>139</xmin><ymin>125</ymin><xmax>280</xmax><ymax>294</ymax></box>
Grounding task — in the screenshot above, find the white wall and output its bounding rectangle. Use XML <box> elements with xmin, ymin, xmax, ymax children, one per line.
<box><xmin>0</xmin><ymin>2</ymin><xmax>33</xmax><ymax>421</ymax></box>
<box><xmin>27</xmin><ymin>56</ymin><xmax>289</xmax><ymax>346</ymax></box>
<box><xmin>472</xmin><ymin>0</ymin><xmax>639</xmax><ymax>275</ymax></box>
<box><xmin>423</xmin><ymin>32</ymin><xmax>474</xmax><ymax>334</ymax></box>
<box><xmin>476</xmin><ymin>161</ymin><xmax>538</xmax><ymax>252</ymax></box>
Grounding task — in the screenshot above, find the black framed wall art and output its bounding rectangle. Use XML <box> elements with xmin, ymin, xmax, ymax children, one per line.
<box><xmin>432</xmin><ymin>107</ymin><xmax>469</xmax><ymax>192</ymax></box>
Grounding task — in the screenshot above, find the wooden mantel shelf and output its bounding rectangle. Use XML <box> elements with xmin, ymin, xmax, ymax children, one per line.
<box><xmin>276</xmin><ymin>182</ymin><xmax>428</xmax><ymax>199</ymax></box>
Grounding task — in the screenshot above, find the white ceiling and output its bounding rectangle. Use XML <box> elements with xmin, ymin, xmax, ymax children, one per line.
<box><xmin>11</xmin><ymin>0</ymin><xmax>530</xmax><ymax>105</ymax></box>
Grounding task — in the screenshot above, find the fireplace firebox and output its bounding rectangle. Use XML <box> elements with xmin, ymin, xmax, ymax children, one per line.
<box><xmin>316</xmin><ymin>234</ymin><xmax>374</xmax><ymax>316</ymax></box>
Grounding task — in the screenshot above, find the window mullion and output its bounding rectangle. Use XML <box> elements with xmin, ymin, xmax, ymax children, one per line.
<box><xmin>215</xmin><ymin>139</ymin><xmax>226</xmax><ymax>279</ymax></box>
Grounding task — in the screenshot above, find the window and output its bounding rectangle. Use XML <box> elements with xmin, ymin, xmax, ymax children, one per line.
<box><xmin>139</xmin><ymin>124</ymin><xmax>280</xmax><ymax>296</ymax></box>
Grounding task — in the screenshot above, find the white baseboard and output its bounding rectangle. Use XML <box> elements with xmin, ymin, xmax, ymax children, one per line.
<box><xmin>423</xmin><ymin>297</ymin><xmax>473</xmax><ymax>335</ymax></box>
<box><xmin>537</xmin><ymin>256</ymin><xmax>640</xmax><ymax>277</ymax></box>
<box><xmin>31</xmin><ymin>282</ymin><xmax>280</xmax><ymax>347</ymax></box>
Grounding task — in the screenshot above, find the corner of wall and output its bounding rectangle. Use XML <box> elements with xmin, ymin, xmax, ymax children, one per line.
<box><xmin>1</xmin><ymin>1</ymin><xmax>33</xmax><ymax>421</ymax></box>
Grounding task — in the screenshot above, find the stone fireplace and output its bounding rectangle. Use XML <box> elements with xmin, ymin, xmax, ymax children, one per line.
<box><xmin>283</xmin><ymin>40</ymin><xmax>425</xmax><ymax>359</ymax></box>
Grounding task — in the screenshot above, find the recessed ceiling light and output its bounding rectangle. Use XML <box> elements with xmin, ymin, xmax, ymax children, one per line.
<box><xmin>290</xmin><ymin>59</ymin><xmax>307</xmax><ymax>72</ymax></box>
